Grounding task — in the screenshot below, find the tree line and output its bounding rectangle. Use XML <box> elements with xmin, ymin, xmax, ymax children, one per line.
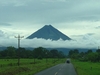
<box><xmin>0</xmin><ymin>46</ymin><xmax>66</xmax><ymax>59</ymax></box>
<box><xmin>68</xmin><ymin>49</ymin><xmax>100</xmax><ymax>62</ymax></box>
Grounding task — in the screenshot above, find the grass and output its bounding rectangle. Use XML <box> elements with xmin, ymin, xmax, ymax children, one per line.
<box><xmin>0</xmin><ymin>58</ymin><xmax>66</xmax><ymax>75</ymax></box>
<box><xmin>72</xmin><ymin>59</ymin><xmax>100</xmax><ymax>75</ymax></box>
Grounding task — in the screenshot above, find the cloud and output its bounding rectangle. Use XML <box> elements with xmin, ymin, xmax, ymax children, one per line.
<box><xmin>95</xmin><ymin>26</ymin><xmax>100</xmax><ymax>29</ymax></box>
<box><xmin>0</xmin><ymin>0</ymin><xmax>32</xmax><ymax>6</ymax></box>
<box><xmin>0</xmin><ymin>30</ymin><xmax>8</xmax><ymax>37</ymax></box>
<box><xmin>0</xmin><ymin>34</ymin><xmax>99</xmax><ymax>49</ymax></box>
<box><xmin>1</xmin><ymin>31</ymin><xmax>11</xmax><ymax>39</ymax></box>
<box><xmin>0</xmin><ymin>23</ymin><xmax>11</xmax><ymax>26</ymax></box>
<box><xmin>0</xmin><ymin>30</ymin><xmax>5</xmax><ymax>36</ymax></box>
<box><xmin>87</xmin><ymin>33</ymin><xmax>95</xmax><ymax>36</ymax></box>
<box><xmin>20</xmin><ymin>36</ymin><xmax>100</xmax><ymax>49</ymax></box>
<box><xmin>1</xmin><ymin>0</ymin><xmax>100</xmax><ymax>24</ymax></box>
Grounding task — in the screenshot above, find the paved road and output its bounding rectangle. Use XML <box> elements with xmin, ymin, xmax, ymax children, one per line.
<box><xmin>34</xmin><ymin>63</ymin><xmax>77</xmax><ymax>75</ymax></box>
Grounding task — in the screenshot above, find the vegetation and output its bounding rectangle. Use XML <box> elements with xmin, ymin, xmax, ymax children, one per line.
<box><xmin>68</xmin><ymin>49</ymin><xmax>100</xmax><ymax>75</ymax></box>
<box><xmin>0</xmin><ymin>58</ymin><xmax>66</xmax><ymax>75</ymax></box>
<box><xmin>1</xmin><ymin>46</ymin><xmax>100</xmax><ymax>75</ymax></box>
<box><xmin>0</xmin><ymin>46</ymin><xmax>66</xmax><ymax>59</ymax></box>
<box><xmin>72</xmin><ymin>60</ymin><xmax>100</xmax><ymax>75</ymax></box>
<box><xmin>68</xmin><ymin>49</ymin><xmax>100</xmax><ymax>62</ymax></box>
<box><xmin>0</xmin><ymin>46</ymin><xmax>66</xmax><ymax>75</ymax></box>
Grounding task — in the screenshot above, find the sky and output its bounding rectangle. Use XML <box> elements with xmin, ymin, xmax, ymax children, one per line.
<box><xmin>0</xmin><ymin>0</ymin><xmax>100</xmax><ymax>49</ymax></box>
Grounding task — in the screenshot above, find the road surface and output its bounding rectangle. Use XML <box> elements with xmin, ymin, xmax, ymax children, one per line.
<box><xmin>34</xmin><ymin>63</ymin><xmax>77</xmax><ymax>75</ymax></box>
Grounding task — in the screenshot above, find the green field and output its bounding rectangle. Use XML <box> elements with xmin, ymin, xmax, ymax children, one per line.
<box><xmin>72</xmin><ymin>60</ymin><xmax>100</xmax><ymax>75</ymax></box>
<box><xmin>0</xmin><ymin>58</ymin><xmax>66</xmax><ymax>75</ymax></box>
<box><xmin>0</xmin><ymin>58</ymin><xmax>99</xmax><ymax>75</ymax></box>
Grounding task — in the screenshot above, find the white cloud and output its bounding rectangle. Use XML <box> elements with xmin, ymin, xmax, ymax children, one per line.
<box><xmin>0</xmin><ymin>30</ymin><xmax>9</xmax><ymax>38</ymax></box>
<box><xmin>0</xmin><ymin>34</ymin><xmax>99</xmax><ymax>49</ymax></box>
<box><xmin>21</xmin><ymin>36</ymin><xmax>100</xmax><ymax>49</ymax></box>
<box><xmin>0</xmin><ymin>30</ymin><xmax>5</xmax><ymax>37</ymax></box>
<box><xmin>95</xmin><ymin>26</ymin><xmax>100</xmax><ymax>29</ymax></box>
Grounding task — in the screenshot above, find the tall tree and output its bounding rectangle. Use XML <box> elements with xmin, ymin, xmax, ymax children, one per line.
<box><xmin>33</xmin><ymin>47</ymin><xmax>45</xmax><ymax>59</ymax></box>
<box><xmin>50</xmin><ymin>49</ymin><xmax>59</xmax><ymax>58</ymax></box>
<box><xmin>6</xmin><ymin>46</ymin><xmax>16</xmax><ymax>58</ymax></box>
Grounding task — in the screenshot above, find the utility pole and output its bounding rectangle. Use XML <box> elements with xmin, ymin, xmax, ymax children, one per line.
<box><xmin>15</xmin><ymin>34</ymin><xmax>24</xmax><ymax>66</ymax></box>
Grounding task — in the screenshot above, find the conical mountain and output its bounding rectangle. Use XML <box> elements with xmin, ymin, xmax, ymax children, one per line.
<box><xmin>26</xmin><ymin>25</ymin><xmax>71</xmax><ymax>40</ymax></box>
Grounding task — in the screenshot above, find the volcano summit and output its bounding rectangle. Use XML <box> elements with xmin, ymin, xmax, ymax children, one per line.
<box><xmin>27</xmin><ymin>25</ymin><xmax>71</xmax><ymax>40</ymax></box>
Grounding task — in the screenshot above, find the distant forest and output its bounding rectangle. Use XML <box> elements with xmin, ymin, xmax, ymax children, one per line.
<box><xmin>0</xmin><ymin>46</ymin><xmax>100</xmax><ymax>62</ymax></box>
<box><xmin>68</xmin><ymin>49</ymin><xmax>100</xmax><ymax>62</ymax></box>
<box><xmin>0</xmin><ymin>46</ymin><xmax>66</xmax><ymax>59</ymax></box>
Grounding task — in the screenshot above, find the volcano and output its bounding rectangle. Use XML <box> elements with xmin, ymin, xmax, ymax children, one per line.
<box><xmin>27</xmin><ymin>25</ymin><xmax>71</xmax><ymax>40</ymax></box>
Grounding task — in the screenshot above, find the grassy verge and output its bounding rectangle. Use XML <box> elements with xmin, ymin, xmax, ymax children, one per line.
<box><xmin>0</xmin><ymin>58</ymin><xmax>65</xmax><ymax>75</ymax></box>
<box><xmin>72</xmin><ymin>59</ymin><xmax>100</xmax><ymax>75</ymax></box>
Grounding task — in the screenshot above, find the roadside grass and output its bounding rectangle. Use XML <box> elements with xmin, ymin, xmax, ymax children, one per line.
<box><xmin>72</xmin><ymin>60</ymin><xmax>100</xmax><ymax>75</ymax></box>
<box><xmin>0</xmin><ymin>58</ymin><xmax>65</xmax><ymax>75</ymax></box>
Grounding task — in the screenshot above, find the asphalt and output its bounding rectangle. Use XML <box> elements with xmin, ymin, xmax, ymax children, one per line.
<box><xmin>34</xmin><ymin>63</ymin><xmax>77</xmax><ymax>75</ymax></box>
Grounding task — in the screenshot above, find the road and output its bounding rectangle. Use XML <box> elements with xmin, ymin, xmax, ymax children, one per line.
<box><xmin>34</xmin><ymin>63</ymin><xmax>77</xmax><ymax>75</ymax></box>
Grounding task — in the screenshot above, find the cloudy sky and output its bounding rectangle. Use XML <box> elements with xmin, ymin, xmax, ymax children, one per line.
<box><xmin>0</xmin><ymin>0</ymin><xmax>100</xmax><ymax>49</ymax></box>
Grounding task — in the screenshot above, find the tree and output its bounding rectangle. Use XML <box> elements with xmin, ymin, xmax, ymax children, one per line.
<box><xmin>50</xmin><ymin>49</ymin><xmax>59</xmax><ymax>58</ymax></box>
<box><xmin>25</xmin><ymin>50</ymin><xmax>33</xmax><ymax>58</ymax></box>
<box><xmin>68</xmin><ymin>49</ymin><xmax>79</xmax><ymax>59</ymax></box>
<box><xmin>87</xmin><ymin>52</ymin><xmax>98</xmax><ymax>62</ymax></box>
<box><xmin>74</xmin><ymin>49</ymin><xmax>79</xmax><ymax>54</ymax></box>
<box><xmin>96</xmin><ymin>49</ymin><xmax>100</xmax><ymax>61</ymax></box>
<box><xmin>18</xmin><ymin>48</ymin><xmax>27</xmax><ymax>58</ymax></box>
<box><xmin>68</xmin><ymin>50</ymin><xmax>73</xmax><ymax>57</ymax></box>
<box><xmin>58</xmin><ymin>51</ymin><xmax>65</xmax><ymax>58</ymax></box>
<box><xmin>96</xmin><ymin>49</ymin><xmax>100</xmax><ymax>53</ymax></box>
<box><xmin>33</xmin><ymin>47</ymin><xmax>45</xmax><ymax>59</ymax></box>
<box><xmin>0</xmin><ymin>50</ymin><xmax>8</xmax><ymax>58</ymax></box>
<box><xmin>6</xmin><ymin>46</ymin><xmax>16</xmax><ymax>58</ymax></box>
